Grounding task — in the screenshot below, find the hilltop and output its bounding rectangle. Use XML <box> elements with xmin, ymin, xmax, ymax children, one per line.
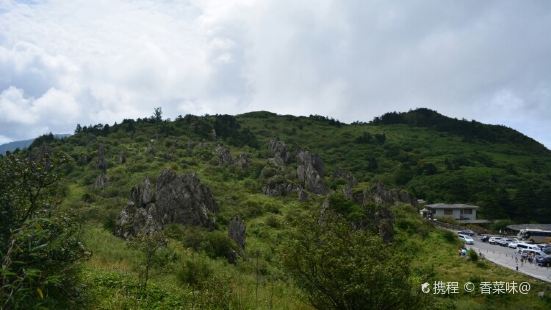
<box><xmin>3</xmin><ymin>108</ymin><xmax>551</xmax><ymax>309</ymax></box>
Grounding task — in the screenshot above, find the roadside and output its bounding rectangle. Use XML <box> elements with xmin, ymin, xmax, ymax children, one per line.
<box><xmin>466</xmin><ymin>238</ymin><xmax>551</xmax><ymax>283</ymax></box>
<box><xmin>431</xmin><ymin>222</ymin><xmax>551</xmax><ymax>283</ymax></box>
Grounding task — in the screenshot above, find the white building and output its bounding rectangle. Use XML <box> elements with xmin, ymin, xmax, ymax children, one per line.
<box><xmin>426</xmin><ymin>203</ymin><xmax>487</xmax><ymax>224</ymax></box>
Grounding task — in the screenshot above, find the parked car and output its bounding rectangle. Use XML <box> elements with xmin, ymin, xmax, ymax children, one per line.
<box><xmin>542</xmin><ymin>246</ymin><xmax>551</xmax><ymax>255</ymax></box>
<box><xmin>489</xmin><ymin>237</ymin><xmax>502</xmax><ymax>245</ymax></box>
<box><xmin>497</xmin><ymin>238</ymin><xmax>512</xmax><ymax>246</ymax></box>
<box><xmin>508</xmin><ymin>239</ymin><xmax>521</xmax><ymax>249</ymax></box>
<box><xmin>518</xmin><ymin>248</ymin><xmax>545</xmax><ymax>257</ymax></box>
<box><xmin>480</xmin><ymin>235</ymin><xmax>490</xmax><ymax>242</ymax></box>
<box><xmin>458</xmin><ymin>230</ymin><xmax>476</xmax><ymax>236</ymax></box>
<box><xmin>458</xmin><ymin>234</ymin><xmax>474</xmax><ymax>245</ymax></box>
<box><xmin>536</xmin><ymin>255</ymin><xmax>551</xmax><ymax>267</ymax></box>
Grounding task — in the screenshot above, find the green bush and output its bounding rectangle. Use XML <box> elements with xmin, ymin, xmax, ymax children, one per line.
<box><xmin>202</xmin><ymin>231</ymin><xmax>238</xmax><ymax>260</ymax></box>
<box><xmin>265</xmin><ymin>215</ymin><xmax>281</xmax><ymax>228</ymax></box>
<box><xmin>0</xmin><ymin>153</ymin><xmax>90</xmax><ymax>308</ymax></box>
<box><xmin>281</xmin><ymin>211</ymin><xmax>423</xmax><ymax>309</ymax></box>
<box><xmin>468</xmin><ymin>249</ymin><xmax>479</xmax><ymax>262</ymax></box>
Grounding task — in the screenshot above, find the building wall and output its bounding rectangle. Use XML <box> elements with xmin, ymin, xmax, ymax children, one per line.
<box><xmin>433</xmin><ymin>209</ymin><xmax>476</xmax><ymax>220</ymax></box>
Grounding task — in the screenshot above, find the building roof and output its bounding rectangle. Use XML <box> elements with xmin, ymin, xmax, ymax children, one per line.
<box><xmin>426</xmin><ymin>203</ymin><xmax>479</xmax><ymax>210</ymax></box>
<box><xmin>506</xmin><ymin>224</ymin><xmax>551</xmax><ymax>231</ymax></box>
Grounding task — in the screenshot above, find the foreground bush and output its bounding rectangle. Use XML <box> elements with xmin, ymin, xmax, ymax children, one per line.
<box><xmin>281</xmin><ymin>210</ymin><xmax>424</xmax><ymax>310</ymax></box>
<box><xmin>0</xmin><ymin>152</ymin><xmax>89</xmax><ymax>308</ymax></box>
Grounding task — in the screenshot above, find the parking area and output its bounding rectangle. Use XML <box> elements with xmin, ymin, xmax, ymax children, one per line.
<box><xmin>462</xmin><ymin>235</ymin><xmax>551</xmax><ymax>283</ymax></box>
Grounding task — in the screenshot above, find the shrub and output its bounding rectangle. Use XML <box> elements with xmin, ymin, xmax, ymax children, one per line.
<box><xmin>441</xmin><ymin>230</ymin><xmax>457</xmax><ymax>244</ymax></box>
<box><xmin>202</xmin><ymin>231</ymin><xmax>238</xmax><ymax>260</ymax></box>
<box><xmin>282</xmin><ymin>211</ymin><xmax>423</xmax><ymax>309</ymax></box>
<box><xmin>0</xmin><ymin>153</ymin><xmax>90</xmax><ymax>308</ymax></box>
<box><xmin>265</xmin><ymin>215</ymin><xmax>281</xmax><ymax>228</ymax></box>
<box><xmin>468</xmin><ymin>249</ymin><xmax>479</xmax><ymax>262</ymax></box>
<box><xmin>178</xmin><ymin>257</ymin><xmax>213</xmax><ymax>289</ymax></box>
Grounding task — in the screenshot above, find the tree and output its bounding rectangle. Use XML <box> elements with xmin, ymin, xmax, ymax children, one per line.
<box><xmin>0</xmin><ymin>151</ymin><xmax>89</xmax><ymax>308</ymax></box>
<box><xmin>75</xmin><ymin>124</ymin><xmax>82</xmax><ymax>134</ymax></box>
<box><xmin>281</xmin><ymin>211</ymin><xmax>423</xmax><ymax>310</ymax></box>
<box><xmin>128</xmin><ymin>231</ymin><xmax>167</xmax><ymax>292</ymax></box>
<box><xmin>152</xmin><ymin>107</ymin><xmax>163</xmax><ymax>122</ymax></box>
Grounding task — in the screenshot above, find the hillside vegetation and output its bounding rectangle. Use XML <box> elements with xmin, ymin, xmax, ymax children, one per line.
<box><xmin>2</xmin><ymin>108</ymin><xmax>551</xmax><ymax>309</ymax></box>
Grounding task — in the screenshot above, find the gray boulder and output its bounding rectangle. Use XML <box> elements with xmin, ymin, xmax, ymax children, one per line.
<box><xmin>268</xmin><ymin>138</ymin><xmax>291</xmax><ymax>165</ymax></box>
<box><xmin>228</xmin><ymin>216</ymin><xmax>246</xmax><ymax>250</ymax></box>
<box><xmin>94</xmin><ymin>173</ymin><xmax>108</xmax><ymax>190</ymax></box>
<box><xmin>262</xmin><ymin>178</ymin><xmax>298</xmax><ymax>196</ymax></box>
<box><xmin>296</xmin><ymin>150</ymin><xmax>327</xmax><ymax>194</ymax></box>
<box><xmin>215</xmin><ymin>145</ymin><xmax>233</xmax><ymax>165</ymax></box>
<box><xmin>353</xmin><ymin>182</ymin><xmax>417</xmax><ymax>207</ymax></box>
<box><xmin>97</xmin><ymin>144</ymin><xmax>107</xmax><ymax>172</ymax></box>
<box><xmin>116</xmin><ymin>169</ymin><xmax>218</xmax><ymax>239</ymax></box>
<box><xmin>298</xmin><ymin>187</ymin><xmax>309</xmax><ymax>201</ymax></box>
<box><xmin>235</xmin><ymin>153</ymin><xmax>251</xmax><ymax>169</ymax></box>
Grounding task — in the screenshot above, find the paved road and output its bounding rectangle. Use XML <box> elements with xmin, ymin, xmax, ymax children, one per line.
<box><xmin>465</xmin><ymin>237</ymin><xmax>551</xmax><ymax>283</ymax></box>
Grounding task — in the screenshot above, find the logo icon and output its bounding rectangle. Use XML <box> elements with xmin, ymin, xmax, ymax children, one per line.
<box><xmin>421</xmin><ymin>282</ymin><xmax>430</xmax><ymax>293</ymax></box>
<box><xmin>464</xmin><ymin>282</ymin><xmax>475</xmax><ymax>293</ymax></box>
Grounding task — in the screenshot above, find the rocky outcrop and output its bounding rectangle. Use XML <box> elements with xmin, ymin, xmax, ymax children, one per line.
<box><xmin>332</xmin><ymin>169</ymin><xmax>358</xmax><ymax>199</ymax></box>
<box><xmin>268</xmin><ymin>138</ymin><xmax>291</xmax><ymax>166</ymax></box>
<box><xmin>262</xmin><ymin>178</ymin><xmax>298</xmax><ymax>196</ymax></box>
<box><xmin>298</xmin><ymin>187</ymin><xmax>309</xmax><ymax>201</ymax></box>
<box><xmin>94</xmin><ymin>173</ymin><xmax>108</xmax><ymax>189</ymax></box>
<box><xmin>97</xmin><ymin>144</ymin><xmax>107</xmax><ymax>172</ymax></box>
<box><xmin>228</xmin><ymin>216</ymin><xmax>246</xmax><ymax>250</ymax></box>
<box><xmin>375</xmin><ymin>206</ymin><xmax>394</xmax><ymax>243</ymax></box>
<box><xmin>116</xmin><ymin>169</ymin><xmax>218</xmax><ymax>239</ymax></box>
<box><xmin>215</xmin><ymin>145</ymin><xmax>233</xmax><ymax>165</ymax></box>
<box><xmin>118</xmin><ymin>151</ymin><xmax>126</xmax><ymax>164</ymax></box>
<box><xmin>353</xmin><ymin>182</ymin><xmax>417</xmax><ymax>207</ymax></box>
<box><xmin>333</xmin><ymin>169</ymin><xmax>358</xmax><ymax>187</ymax></box>
<box><xmin>296</xmin><ymin>150</ymin><xmax>327</xmax><ymax>194</ymax></box>
<box><xmin>235</xmin><ymin>153</ymin><xmax>251</xmax><ymax>169</ymax></box>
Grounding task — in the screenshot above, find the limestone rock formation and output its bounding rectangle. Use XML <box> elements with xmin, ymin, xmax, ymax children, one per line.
<box><xmin>375</xmin><ymin>206</ymin><xmax>395</xmax><ymax>243</ymax></box>
<box><xmin>298</xmin><ymin>187</ymin><xmax>309</xmax><ymax>201</ymax></box>
<box><xmin>354</xmin><ymin>182</ymin><xmax>417</xmax><ymax>207</ymax></box>
<box><xmin>235</xmin><ymin>153</ymin><xmax>251</xmax><ymax>169</ymax></box>
<box><xmin>333</xmin><ymin>169</ymin><xmax>358</xmax><ymax>187</ymax></box>
<box><xmin>228</xmin><ymin>216</ymin><xmax>246</xmax><ymax>250</ymax></box>
<box><xmin>118</xmin><ymin>151</ymin><xmax>126</xmax><ymax>164</ymax></box>
<box><xmin>296</xmin><ymin>150</ymin><xmax>327</xmax><ymax>194</ymax></box>
<box><xmin>94</xmin><ymin>173</ymin><xmax>108</xmax><ymax>189</ymax></box>
<box><xmin>116</xmin><ymin>169</ymin><xmax>218</xmax><ymax>239</ymax></box>
<box><xmin>268</xmin><ymin>138</ymin><xmax>291</xmax><ymax>165</ymax></box>
<box><xmin>262</xmin><ymin>178</ymin><xmax>298</xmax><ymax>196</ymax></box>
<box><xmin>97</xmin><ymin>144</ymin><xmax>107</xmax><ymax>172</ymax></box>
<box><xmin>215</xmin><ymin>145</ymin><xmax>233</xmax><ymax>165</ymax></box>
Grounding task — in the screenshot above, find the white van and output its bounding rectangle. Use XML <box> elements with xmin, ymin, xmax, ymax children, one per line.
<box><xmin>517</xmin><ymin>243</ymin><xmax>540</xmax><ymax>252</ymax></box>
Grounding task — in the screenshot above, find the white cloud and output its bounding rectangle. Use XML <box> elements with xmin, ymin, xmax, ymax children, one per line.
<box><xmin>0</xmin><ymin>0</ymin><xmax>550</xmax><ymax>147</ymax></box>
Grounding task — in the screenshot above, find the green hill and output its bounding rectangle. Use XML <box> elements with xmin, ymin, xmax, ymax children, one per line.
<box><xmin>2</xmin><ymin>108</ymin><xmax>551</xmax><ymax>309</ymax></box>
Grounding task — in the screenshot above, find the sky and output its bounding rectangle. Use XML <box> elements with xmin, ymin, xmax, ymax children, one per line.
<box><xmin>1</xmin><ymin>0</ymin><xmax>551</xmax><ymax>147</ymax></box>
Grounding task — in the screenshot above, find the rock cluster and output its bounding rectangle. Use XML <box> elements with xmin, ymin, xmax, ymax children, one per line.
<box><xmin>116</xmin><ymin>169</ymin><xmax>218</xmax><ymax>239</ymax></box>
<box><xmin>94</xmin><ymin>144</ymin><xmax>108</xmax><ymax>189</ymax></box>
<box><xmin>353</xmin><ymin>182</ymin><xmax>417</xmax><ymax>207</ymax></box>
<box><xmin>97</xmin><ymin>143</ymin><xmax>108</xmax><ymax>172</ymax></box>
<box><xmin>215</xmin><ymin>145</ymin><xmax>233</xmax><ymax>165</ymax></box>
<box><xmin>235</xmin><ymin>153</ymin><xmax>251</xmax><ymax>169</ymax></box>
<box><xmin>94</xmin><ymin>174</ymin><xmax>109</xmax><ymax>189</ymax></box>
<box><xmin>297</xmin><ymin>150</ymin><xmax>327</xmax><ymax>194</ymax></box>
<box><xmin>262</xmin><ymin>177</ymin><xmax>298</xmax><ymax>196</ymax></box>
<box><xmin>268</xmin><ymin>138</ymin><xmax>291</xmax><ymax>165</ymax></box>
<box><xmin>214</xmin><ymin>145</ymin><xmax>251</xmax><ymax>169</ymax></box>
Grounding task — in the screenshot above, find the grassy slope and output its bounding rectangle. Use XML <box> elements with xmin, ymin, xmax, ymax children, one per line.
<box><xmin>37</xmin><ymin>111</ymin><xmax>551</xmax><ymax>308</ymax></box>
